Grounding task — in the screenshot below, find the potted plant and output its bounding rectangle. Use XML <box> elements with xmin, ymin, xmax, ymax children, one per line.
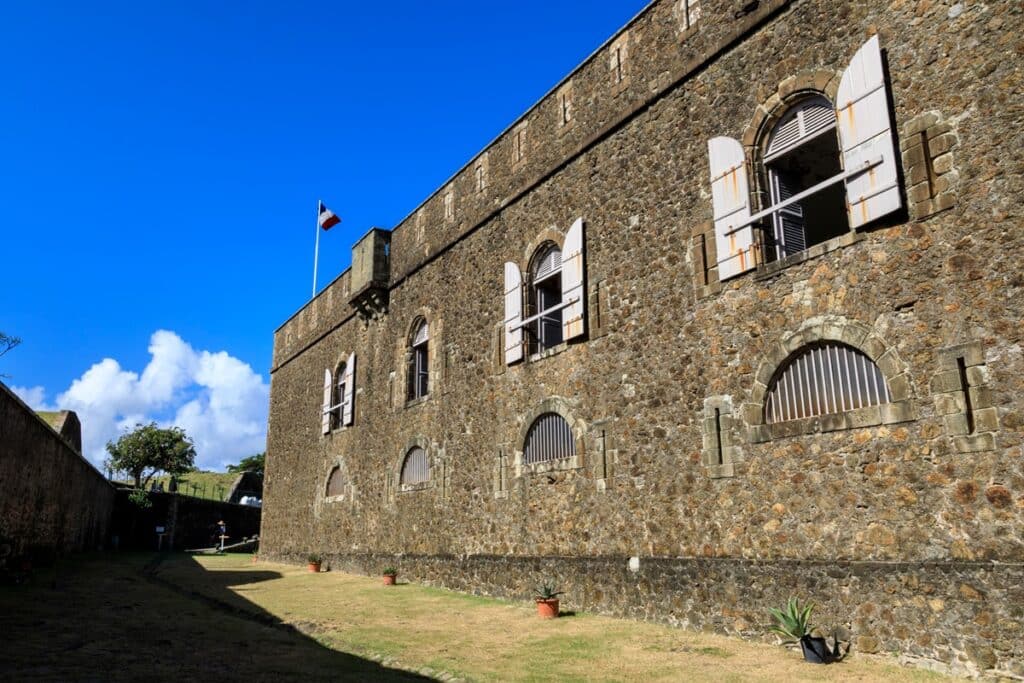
<box><xmin>382</xmin><ymin>567</ymin><xmax>398</xmax><ymax>585</ymax></box>
<box><xmin>307</xmin><ymin>553</ymin><xmax>322</xmax><ymax>573</ymax></box>
<box><xmin>534</xmin><ymin>583</ymin><xmax>564</xmax><ymax>619</ymax></box>
<box><xmin>768</xmin><ymin>598</ymin><xmax>846</xmax><ymax>664</ymax></box>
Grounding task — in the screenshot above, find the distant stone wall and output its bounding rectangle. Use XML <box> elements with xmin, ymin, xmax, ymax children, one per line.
<box><xmin>0</xmin><ymin>382</ymin><xmax>115</xmax><ymax>557</ymax></box>
<box><xmin>111</xmin><ymin>490</ymin><xmax>261</xmax><ymax>551</ymax></box>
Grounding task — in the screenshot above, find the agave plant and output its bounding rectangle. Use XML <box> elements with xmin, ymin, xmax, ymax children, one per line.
<box><xmin>768</xmin><ymin>598</ymin><xmax>815</xmax><ymax>644</ymax></box>
<box><xmin>382</xmin><ymin>566</ymin><xmax>398</xmax><ymax>576</ymax></box>
<box><xmin>534</xmin><ymin>583</ymin><xmax>564</xmax><ymax>600</ymax></box>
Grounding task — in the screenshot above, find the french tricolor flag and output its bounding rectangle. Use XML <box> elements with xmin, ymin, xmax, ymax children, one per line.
<box><xmin>318</xmin><ymin>201</ymin><xmax>341</xmax><ymax>230</ymax></box>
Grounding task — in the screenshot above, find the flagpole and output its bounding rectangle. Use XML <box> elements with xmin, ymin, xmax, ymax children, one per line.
<box><xmin>312</xmin><ymin>200</ymin><xmax>321</xmax><ymax>299</ymax></box>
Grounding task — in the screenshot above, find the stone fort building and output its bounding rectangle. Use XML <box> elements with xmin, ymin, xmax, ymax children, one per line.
<box><xmin>262</xmin><ymin>0</ymin><xmax>1023</xmax><ymax>676</ymax></box>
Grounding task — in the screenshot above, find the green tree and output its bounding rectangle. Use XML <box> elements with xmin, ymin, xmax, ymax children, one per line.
<box><xmin>105</xmin><ymin>422</ymin><xmax>196</xmax><ymax>489</ymax></box>
<box><xmin>227</xmin><ymin>452</ymin><xmax>265</xmax><ymax>475</ymax></box>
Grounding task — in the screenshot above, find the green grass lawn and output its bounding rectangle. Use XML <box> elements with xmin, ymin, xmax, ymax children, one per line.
<box><xmin>0</xmin><ymin>552</ymin><xmax>962</xmax><ymax>682</ymax></box>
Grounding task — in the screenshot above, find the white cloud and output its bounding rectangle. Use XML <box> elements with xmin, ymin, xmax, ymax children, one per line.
<box><xmin>10</xmin><ymin>385</ymin><xmax>54</xmax><ymax>411</ymax></box>
<box><xmin>15</xmin><ymin>330</ymin><xmax>268</xmax><ymax>471</ymax></box>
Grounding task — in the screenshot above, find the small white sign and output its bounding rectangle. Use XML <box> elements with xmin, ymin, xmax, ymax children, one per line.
<box><xmin>155</xmin><ymin>526</ymin><xmax>166</xmax><ymax>534</ymax></box>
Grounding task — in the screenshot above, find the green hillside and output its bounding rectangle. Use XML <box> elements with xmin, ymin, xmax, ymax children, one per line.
<box><xmin>152</xmin><ymin>471</ymin><xmax>240</xmax><ymax>501</ymax></box>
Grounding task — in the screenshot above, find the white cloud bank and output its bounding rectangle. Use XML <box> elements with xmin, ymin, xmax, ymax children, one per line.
<box><xmin>12</xmin><ymin>330</ymin><xmax>268</xmax><ymax>472</ymax></box>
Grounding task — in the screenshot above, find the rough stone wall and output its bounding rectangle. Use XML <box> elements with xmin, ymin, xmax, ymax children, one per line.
<box><xmin>0</xmin><ymin>382</ymin><xmax>115</xmax><ymax>557</ymax></box>
<box><xmin>263</xmin><ymin>0</ymin><xmax>1024</xmax><ymax>677</ymax></box>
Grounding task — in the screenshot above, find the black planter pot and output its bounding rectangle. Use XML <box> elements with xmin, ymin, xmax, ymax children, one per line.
<box><xmin>800</xmin><ymin>634</ymin><xmax>845</xmax><ymax>664</ymax></box>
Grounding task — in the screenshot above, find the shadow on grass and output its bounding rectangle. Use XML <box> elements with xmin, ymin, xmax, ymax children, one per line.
<box><xmin>0</xmin><ymin>552</ymin><xmax>429</xmax><ymax>682</ymax></box>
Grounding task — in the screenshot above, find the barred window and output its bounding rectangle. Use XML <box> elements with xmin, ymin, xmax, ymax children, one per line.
<box><xmin>400</xmin><ymin>446</ymin><xmax>430</xmax><ymax>486</ymax></box>
<box><xmin>326</xmin><ymin>466</ymin><xmax>346</xmax><ymax>497</ymax></box>
<box><xmin>523</xmin><ymin>413</ymin><xmax>575</xmax><ymax>464</ymax></box>
<box><xmin>765</xmin><ymin>342</ymin><xmax>890</xmax><ymax>424</ymax></box>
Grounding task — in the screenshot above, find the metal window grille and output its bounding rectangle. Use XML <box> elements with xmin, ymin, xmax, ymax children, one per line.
<box><xmin>326</xmin><ymin>467</ymin><xmax>346</xmax><ymax>497</ymax></box>
<box><xmin>523</xmin><ymin>413</ymin><xmax>575</xmax><ymax>464</ymax></box>
<box><xmin>400</xmin><ymin>447</ymin><xmax>430</xmax><ymax>485</ymax></box>
<box><xmin>765</xmin><ymin>342</ymin><xmax>891</xmax><ymax>424</ymax></box>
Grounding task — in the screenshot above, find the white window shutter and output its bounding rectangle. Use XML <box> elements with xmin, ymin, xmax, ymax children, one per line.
<box><xmin>504</xmin><ymin>262</ymin><xmax>523</xmax><ymax>364</ymax></box>
<box><xmin>707</xmin><ymin>136</ymin><xmax>755</xmax><ymax>280</ymax></box>
<box><xmin>836</xmin><ymin>35</ymin><xmax>902</xmax><ymax>228</ymax></box>
<box><xmin>321</xmin><ymin>368</ymin><xmax>332</xmax><ymax>434</ymax></box>
<box><xmin>561</xmin><ymin>217</ymin><xmax>585</xmax><ymax>341</ymax></box>
<box><xmin>342</xmin><ymin>352</ymin><xmax>356</xmax><ymax>426</ymax></box>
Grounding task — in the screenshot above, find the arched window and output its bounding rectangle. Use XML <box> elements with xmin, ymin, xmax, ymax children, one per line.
<box><xmin>330</xmin><ymin>362</ymin><xmax>346</xmax><ymax>429</ymax></box>
<box><xmin>326</xmin><ymin>466</ymin><xmax>346</xmax><ymax>497</ymax></box>
<box><xmin>528</xmin><ymin>244</ymin><xmax>564</xmax><ymax>353</ymax></box>
<box><xmin>762</xmin><ymin>95</ymin><xmax>848</xmax><ymax>260</ymax></box>
<box><xmin>764</xmin><ymin>342</ymin><xmax>891</xmax><ymax>424</ymax></box>
<box><xmin>523</xmin><ymin>412</ymin><xmax>575</xmax><ymax>464</ymax></box>
<box><xmin>407</xmin><ymin>319</ymin><xmax>429</xmax><ymax>401</ymax></box>
<box><xmin>400</xmin><ymin>446</ymin><xmax>430</xmax><ymax>485</ymax></box>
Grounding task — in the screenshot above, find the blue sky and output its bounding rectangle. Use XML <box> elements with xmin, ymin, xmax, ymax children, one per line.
<box><xmin>1</xmin><ymin>0</ymin><xmax>649</xmax><ymax>470</ymax></box>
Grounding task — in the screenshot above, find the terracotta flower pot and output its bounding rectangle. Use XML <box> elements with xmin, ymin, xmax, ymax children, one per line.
<box><xmin>536</xmin><ymin>598</ymin><xmax>559</xmax><ymax>619</ymax></box>
<box><xmin>383</xmin><ymin>574</ymin><xmax>397</xmax><ymax>585</ymax></box>
<box><xmin>308</xmin><ymin>562</ymin><xmax>321</xmax><ymax>573</ymax></box>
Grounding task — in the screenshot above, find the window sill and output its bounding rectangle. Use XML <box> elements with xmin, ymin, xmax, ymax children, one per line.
<box><xmin>748</xmin><ymin>400</ymin><xmax>914</xmax><ymax>443</ymax></box>
<box><xmin>754</xmin><ymin>231</ymin><xmax>860</xmax><ymax>281</ymax></box>
<box><xmin>399</xmin><ymin>482</ymin><xmax>432</xmax><ymax>493</ymax></box>
<box><xmin>324</xmin><ymin>494</ymin><xmax>347</xmax><ymax>504</ymax></box>
<box><xmin>404</xmin><ymin>394</ymin><xmax>431</xmax><ymax>410</ymax></box>
<box><xmin>528</xmin><ymin>342</ymin><xmax>569</xmax><ymax>363</ymax></box>
<box><xmin>515</xmin><ymin>454</ymin><xmax>581</xmax><ymax>477</ymax></box>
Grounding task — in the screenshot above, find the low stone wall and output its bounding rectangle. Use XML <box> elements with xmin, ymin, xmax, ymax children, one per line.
<box><xmin>111</xmin><ymin>490</ymin><xmax>262</xmax><ymax>551</ymax></box>
<box><xmin>280</xmin><ymin>551</ymin><xmax>1023</xmax><ymax>679</ymax></box>
<box><xmin>0</xmin><ymin>382</ymin><xmax>115</xmax><ymax>559</ymax></box>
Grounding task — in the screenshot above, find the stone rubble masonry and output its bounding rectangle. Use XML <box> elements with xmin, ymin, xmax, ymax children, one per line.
<box><xmin>0</xmin><ymin>382</ymin><xmax>115</xmax><ymax>557</ymax></box>
<box><xmin>262</xmin><ymin>0</ymin><xmax>1024</xmax><ymax>678</ymax></box>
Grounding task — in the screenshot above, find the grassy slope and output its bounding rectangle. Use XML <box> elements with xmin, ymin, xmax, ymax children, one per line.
<box><xmin>153</xmin><ymin>470</ymin><xmax>240</xmax><ymax>500</ymax></box>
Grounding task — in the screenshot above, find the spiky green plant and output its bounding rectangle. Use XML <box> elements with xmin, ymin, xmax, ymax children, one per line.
<box><xmin>534</xmin><ymin>583</ymin><xmax>564</xmax><ymax>600</ymax></box>
<box><xmin>382</xmin><ymin>567</ymin><xmax>398</xmax><ymax>576</ymax></box>
<box><xmin>768</xmin><ymin>598</ymin><xmax>815</xmax><ymax>644</ymax></box>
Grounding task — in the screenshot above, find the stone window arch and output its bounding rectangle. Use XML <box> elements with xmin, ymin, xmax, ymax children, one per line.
<box><xmin>513</xmin><ymin>397</ymin><xmax>586</xmax><ymax>476</ymax></box>
<box><xmin>744</xmin><ymin>318</ymin><xmax>914</xmax><ymax>442</ymax></box>
<box><xmin>759</xmin><ymin>94</ymin><xmax>848</xmax><ymax>260</ymax></box>
<box><xmin>391</xmin><ymin>436</ymin><xmax>436</xmax><ymax>495</ymax></box>
<box><xmin>764</xmin><ymin>341</ymin><xmax>890</xmax><ymax>424</ymax></box>
<box><xmin>326</xmin><ymin>465</ymin><xmax>347</xmax><ymax>498</ymax></box>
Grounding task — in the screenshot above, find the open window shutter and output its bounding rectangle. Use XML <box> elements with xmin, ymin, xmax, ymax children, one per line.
<box><xmin>561</xmin><ymin>217</ymin><xmax>585</xmax><ymax>341</ymax></box>
<box><xmin>836</xmin><ymin>35</ymin><xmax>902</xmax><ymax>228</ymax></box>
<box><xmin>321</xmin><ymin>368</ymin><xmax>332</xmax><ymax>434</ymax></box>
<box><xmin>769</xmin><ymin>168</ymin><xmax>806</xmax><ymax>257</ymax></box>
<box><xmin>342</xmin><ymin>352</ymin><xmax>355</xmax><ymax>426</ymax></box>
<box><xmin>707</xmin><ymin>137</ymin><xmax>755</xmax><ymax>280</ymax></box>
<box><xmin>503</xmin><ymin>262</ymin><xmax>523</xmax><ymax>364</ymax></box>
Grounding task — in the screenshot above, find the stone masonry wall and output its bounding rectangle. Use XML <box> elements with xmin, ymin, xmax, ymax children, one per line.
<box><xmin>263</xmin><ymin>0</ymin><xmax>1024</xmax><ymax>677</ymax></box>
<box><xmin>0</xmin><ymin>382</ymin><xmax>115</xmax><ymax>558</ymax></box>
